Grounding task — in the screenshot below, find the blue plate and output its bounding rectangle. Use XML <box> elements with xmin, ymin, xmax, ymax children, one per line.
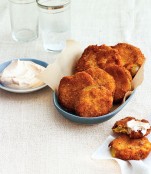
<box><xmin>0</xmin><ymin>58</ymin><xmax>48</xmax><ymax>93</ymax></box>
<box><xmin>53</xmin><ymin>91</ymin><xmax>135</xmax><ymax>124</ymax></box>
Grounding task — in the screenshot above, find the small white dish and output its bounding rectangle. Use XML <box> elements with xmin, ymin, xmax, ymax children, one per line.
<box><xmin>0</xmin><ymin>58</ymin><xmax>48</xmax><ymax>93</ymax></box>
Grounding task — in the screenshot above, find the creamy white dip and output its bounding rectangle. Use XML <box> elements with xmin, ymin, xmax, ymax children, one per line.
<box><xmin>0</xmin><ymin>60</ymin><xmax>45</xmax><ymax>89</ymax></box>
<box><xmin>127</xmin><ymin>119</ymin><xmax>150</xmax><ymax>135</ymax></box>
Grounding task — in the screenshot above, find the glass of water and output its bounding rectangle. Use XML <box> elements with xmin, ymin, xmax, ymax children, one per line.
<box><xmin>9</xmin><ymin>0</ymin><xmax>38</xmax><ymax>42</ymax></box>
<box><xmin>36</xmin><ymin>0</ymin><xmax>70</xmax><ymax>52</ymax></box>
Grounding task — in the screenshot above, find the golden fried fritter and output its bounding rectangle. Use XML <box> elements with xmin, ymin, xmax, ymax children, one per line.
<box><xmin>112</xmin><ymin>116</ymin><xmax>151</xmax><ymax>139</ymax></box>
<box><xmin>96</xmin><ymin>45</ymin><xmax>123</xmax><ymax>69</ymax></box>
<box><xmin>85</xmin><ymin>67</ymin><xmax>116</xmax><ymax>95</ymax></box>
<box><xmin>75</xmin><ymin>85</ymin><xmax>113</xmax><ymax>117</ymax></box>
<box><xmin>75</xmin><ymin>45</ymin><xmax>123</xmax><ymax>73</ymax></box>
<box><xmin>104</xmin><ymin>65</ymin><xmax>132</xmax><ymax>102</ymax></box>
<box><xmin>75</xmin><ymin>45</ymin><xmax>100</xmax><ymax>73</ymax></box>
<box><xmin>112</xmin><ymin>43</ymin><xmax>145</xmax><ymax>77</ymax></box>
<box><xmin>58</xmin><ymin>72</ymin><xmax>96</xmax><ymax>111</ymax></box>
<box><xmin>109</xmin><ymin>135</ymin><xmax>151</xmax><ymax>160</ymax></box>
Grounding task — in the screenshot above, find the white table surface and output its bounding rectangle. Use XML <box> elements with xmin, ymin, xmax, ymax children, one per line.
<box><xmin>0</xmin><ymin>0</ymin><xmax>151</xmax><ymax>174</ymax></box>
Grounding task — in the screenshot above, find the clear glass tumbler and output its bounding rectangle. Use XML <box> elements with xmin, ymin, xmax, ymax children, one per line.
<box><xmin>9</xmin><ymin>0</ymin><xmax>38</xmax><ymax>42</ymax></box>
<box><xmin>36</xmin><ymin>0</ymin><xmax>70</xmax><ymax>52</ymax></box>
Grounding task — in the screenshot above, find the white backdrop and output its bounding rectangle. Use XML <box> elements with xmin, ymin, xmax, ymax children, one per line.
<box><xmin>0</xmin><ymin>1</ymin><xmax>151</xmax><ymax>174</ymax></box>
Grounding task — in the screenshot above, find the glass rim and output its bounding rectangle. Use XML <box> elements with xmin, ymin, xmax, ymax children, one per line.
<box><xmin>9</xmin><ymin>0</ymin><xmax>36</xmax><ymax>4</ymax></box>
<box><xmin>36</xmin><ymin>0</ymin><xmax>70</xmax><ymax>10</ymax></box>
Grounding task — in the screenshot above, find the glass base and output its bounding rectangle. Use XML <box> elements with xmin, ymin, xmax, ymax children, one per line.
<box><xmin>12</xmin><ymin>29</ymin><xmax>38</xmax><ymax>42</ymax></box>
<box><xmin>43</xmin><ymin>42</ymin><xmax>66</xmax><ymax>52</ymax></box>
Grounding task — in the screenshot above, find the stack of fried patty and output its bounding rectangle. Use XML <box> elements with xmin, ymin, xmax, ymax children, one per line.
<box><xmin>58</xmin><ymin>43</ymin><xmax>145</xmax><ymax>117</ymax></box>
<box><xmin>109</xmin><ymin>117</ymin><xmax>151</xmax><ymax>160</ymax></box>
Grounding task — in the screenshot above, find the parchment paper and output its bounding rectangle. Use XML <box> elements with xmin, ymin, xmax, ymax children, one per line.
<box><xmin>38</xmin><ymin>40</ymin><xmax>83</xmax><ymax>91</ymax></box>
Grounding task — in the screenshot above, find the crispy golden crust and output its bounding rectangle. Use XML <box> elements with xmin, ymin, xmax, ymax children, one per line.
<box><xmin>75</xmin><ymin>45</ymin><xmax>100</xmax><ymax>73</ymax></box>
<box><xmin>112</xmin><ymin>43</ymin><xmax>145</xmax><ymax>77</ymax></box>
<box><xmin>109</xmin><ymin>135</ymin><xmax>151</xmax><ymax>160</ymax></box>
<box><xmin>104</xmin><ymin>65</ymin><xmax>132</xmax><ymax>103</ymax></box>
<box><xmin>75</xmin><ymin>86</ymin><xmax>113</xmax><ymax>117</ymax></box>
<box><xmin>85</xmin><ymin>67</ymin><xmax>116</xmax><ymax>95</ymax></box>
<box><xmin>112</xmin><ymin>116</ymin><xmax>151</xmax><ymax>138</ymax></box>
<box><xmin>96</xmin><ymin>45</ymin><xmax>123</xmax><ymax>69</ymax></box>
<box><xmin>75</xmin><ymin>45</ymin><xmax>123</xmax><ymax>73</ymax></box>
<box><xmin>58</xmin><ymin>72</ymin><xmax>96</xmax><ymax>111</ymax></box>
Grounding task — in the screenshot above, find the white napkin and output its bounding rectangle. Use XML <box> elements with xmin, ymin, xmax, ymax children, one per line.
<box><xmin>92</xmin><ymin>135</ymin><xmax>151</xmax><ymax>174</ymax></box>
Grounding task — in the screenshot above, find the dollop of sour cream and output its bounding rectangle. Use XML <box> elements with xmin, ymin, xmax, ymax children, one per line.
<box><xmin>127</xmin><ymin>119</ymin><xmax>150</xmax><ymax>135</ymax></box>
<box><xmin>0</xmin><ymin>60</ymin><xmax>45</xmax><ymax>89</ymax></box>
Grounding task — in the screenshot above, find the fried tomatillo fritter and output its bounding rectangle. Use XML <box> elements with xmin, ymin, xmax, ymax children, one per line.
<box><xmin>112</xmin><ymin>43</ymin><xmax>145</xmax><ymax>77</ymax></box>
<box><xmin>85</xmin><ymin>67</ymin><xmax>116</xmax><ymax>95</ymax></box>
<box><xmin>58</xmin><ymin>72</ymin><xmax>96</xmax><ymax>111</ymax></box>
<box><xmin>75</xmin><ymin>45</ymin><xmax>123</xmax><ymax>73</ymax></box>
<box><xmin>109</xmin><ymin>135</ymin><xmax>151</xmax><ymax>160</ymax></box>
<box><xmin>75</xmin><ymin>45</ymin><xmax>100</xmax><ymax>73</ymax></box>
<box><xmin>96</xmin><ymin>45</ymin><xmax>123</xmax><ymax>69</ymax></box>
<box><xmin>75</xmin><ymin>86</ymin><xmax>113</xmax><ymax>117</ymax></box>
<box><xmin>112</xmin><ymin>117</ymin><xmax>151</xmax><ymax>139</ymax></box>
<box><xmin>104</xmin><ymin>65</ymin><xmax>132</xmax><ymax>102</ymax></box>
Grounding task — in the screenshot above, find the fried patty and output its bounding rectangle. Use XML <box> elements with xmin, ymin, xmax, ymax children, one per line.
<box><xmin>75</xmin><ymin>45</ymin><xmax>100</xmax><ymax>73</ymax></box>
<box><xmin>58</xmin><ymin>72</ymin><xmax>96</xmax><ymax>111</ymax></box>
<box><xmin>109</xmin><ymin>135</ymin><xmax>151</xmax><ymax>160</ymax></box>
<box><xmin>112</xmin><ymin>116</ymin><xmax>151</xmax><ymax>139</ymax></box>
<box><xmin>104</xmin><ymin>65</ymin><xmax>132</xmax><ymax>102</ymax></box>
<box><xmin>112</xmin><ymin>43</ymin><xmax>145</xmax><ymax>77</ymax></box>
<box><xmin>85</xmin><ymin>67</ymin><xmax>116</xmax><ymax>95</ymax></box>
<box><xmin>75</xmin><ymin>45</ymin><xmax>123</xmax><ymax>73</ymax></box>
<box><xmin>75</xmin><ymin>85</ymin><xmax>113</xmax><ymax>117</ymax></box>
<box><xmin>96</xmin><ymin>45</ymin><xmax>123</xmax><ymax>69</ymax></box>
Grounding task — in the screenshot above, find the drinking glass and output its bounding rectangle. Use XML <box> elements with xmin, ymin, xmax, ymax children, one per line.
<box><xmin>9</xmin><ymin>0</ymin><xmax>38</xmax><ymax>42</ymax></box>
<box><xmin>36</xmin><ymin>0</ymin><xmax>70</xmax><ymax>52</ymax></box>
